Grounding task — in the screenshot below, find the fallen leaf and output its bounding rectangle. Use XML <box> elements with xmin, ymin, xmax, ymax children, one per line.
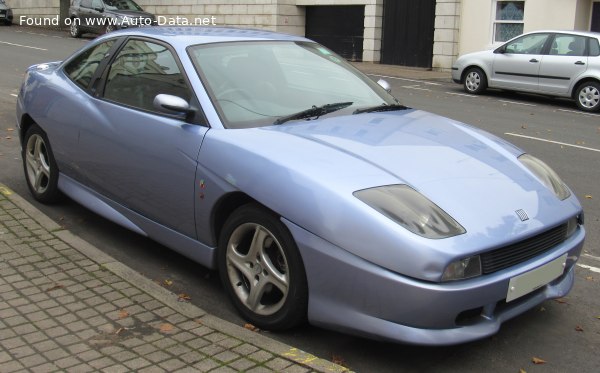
<box><xmin>575</xmin><ymin>325</ymin><xmax>584</xmax><ymax>332</ymax></box>
<box><xmin>45</xmin><ymin>283</ymin><xmax>64</xmax><ymax>292</ymax></box>
<box><xmin>118</xmin><ymin>309</ymin><xmax>129</xmax><ymax>319</ymax></box>
<box><xmin>585</xmin><ymin>195</ymin><xmax>593</xmax><ymax>199</ymax></box>
<box><xmin>159</xmin><ymin>323</ymin><xmax>174</xmax><ymax>333</ymax></box>
<box><xmin>7</xmin><ymin>128</ymin><xmax>14</xmax><ymax>131</ymax></box>
<box><xmin>586</xmin><ymin>276</ymin><xmax>594</xmax><ymax>281</ymax></box>
<box><xmin>521</xmin><ymin>124</ymin><xmax>528</xmax><ymax>129</ymax></box>
<box><xmin>244</xmin><ymin>323</ymin><xmax>259</xmax><ymax>332</ymax></box>
<box><xmin>5</xmin><ymin>136</ymin><xmax>11</xmax><ymax>140</ymax></box>
<box><xmin>332</xmin><ymin>354</ymin><xmax>346</xmax><ymax>367</ymax></box>
<box><xmin>596</xmin><ymin>316</ymin><xmax>600</xmax><ymax>319</ymax></box>
<box><xmin>539</xmin><ymin>306</ymin><xmax>546</xmax><ymax>312</ymax></box>
<box><xmin>194</xmin><ymin>319</ymin><xmax>203</xmax><ymax>325</ymax></box>
<box><xmin>519</xmin><ymin>369</ymin><xmax>527</xmax><ymax>373</ymax></box>
<box><xmin>554</xmin><ymin>298</ymin><xmax>568</xmax><ymax>304</ymax></box>
<box><xmin>177</xmin><ymin>293</ymin><xmax>191</xmax><ymax>302</ymax></box>
<box><xmin>532</xmin><ymin>357</ymin><xmax>546</xmax><ymax>365</ymax></box>
<box><xmin>163</xmin><ymin>279</ymin><xmax>173</xmax><ymax>286</ymax></box>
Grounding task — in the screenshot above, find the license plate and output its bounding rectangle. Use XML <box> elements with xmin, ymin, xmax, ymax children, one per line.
<box><xmin>506</xmin><ymin>254</ymin><xmax>567</xmax><ymax>302</ymax></box>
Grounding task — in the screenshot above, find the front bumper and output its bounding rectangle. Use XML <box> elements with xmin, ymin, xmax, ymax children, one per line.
<box><xmin>451</xmin><ymin>66</ymin><xmax>461</xmax><ymax>84</ymax></box>
<box><xmin>285</xmin><ymin>219</ymin><xmax>585</xmax><ymax>345</ymax></box>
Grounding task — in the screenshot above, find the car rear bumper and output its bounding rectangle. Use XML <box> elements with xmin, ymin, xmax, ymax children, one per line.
<box><xmin>284</xmin><ymin>219</ymin><xmax>585</xmax><ymax>345</ymax></box>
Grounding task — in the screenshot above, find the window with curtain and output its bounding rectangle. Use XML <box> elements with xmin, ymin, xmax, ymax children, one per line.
<box><xmin>493</xmin><ymin>1</ymin><xmax>525</xmax><ymax>43</ymax></box>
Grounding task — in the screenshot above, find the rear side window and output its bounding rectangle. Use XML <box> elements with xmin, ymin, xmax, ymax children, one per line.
<box><xmin>549</xmin><ymin>34</ymin><xmax>587</xmax><ymax>56</ymax></box>
<box><xmin>589</xmin><ymin>38</ymin><xmax>600</xmax><ymax>57</ymax></box>
<box><xmin>103</xmin><ymin>39</ymin><xmax>191</xmax><ymax>113</ymax></box>
<box><xmin>64</xmin><ymin>40</ymin><xmax>115</xmax><ymax>89</ymax></box>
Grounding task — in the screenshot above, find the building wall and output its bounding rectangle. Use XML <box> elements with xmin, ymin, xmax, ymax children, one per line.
<box><xmin>433</xmin><ymin>0</ymin><xmax>460</xmax><ymax>70</ymax></box>
<box><xmin>6</xmin><ymin>0</ymin><xmax>61</xmax><ymax>24</ymax></box>
<box><xmin>458</xmin><ymin>0</ymin><xmax>594</xmax><ymax>56</ymax></box>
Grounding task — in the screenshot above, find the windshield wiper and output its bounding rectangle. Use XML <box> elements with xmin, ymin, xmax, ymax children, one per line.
<box><xmin>352</xmin><ymin>103</ymin><xmax>408</xmax><ymax>115</ymax></box>
<box><xmin>274</xmin><ymin>102</ymin><xmax>353</xmax><ymax>125</ymax></box>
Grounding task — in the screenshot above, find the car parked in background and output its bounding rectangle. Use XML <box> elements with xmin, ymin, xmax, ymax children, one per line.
<box><xmin>68</xmin><ymin>0</ymin><xmax>154</xmax><ymax>38</ymax></box>
<box><xmin>452</xmin><ymin>30</ymin><xmax>600</xmax><ymax>112</ymax></box>
<box><xmin>16</xmin><ymin>27</ymin><xmax>585</xmax><ymax>345</ymax></box>
<box><xmin>0</xmin><ymin>0</ymin><xmax>13</xmax><ymax>25</ymax></box>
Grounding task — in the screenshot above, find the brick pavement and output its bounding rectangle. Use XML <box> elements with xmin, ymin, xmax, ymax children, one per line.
<box><xmin>0</xmin><ymin>183</ymin><xmax>349</xmax><ymax>373</ymax></box>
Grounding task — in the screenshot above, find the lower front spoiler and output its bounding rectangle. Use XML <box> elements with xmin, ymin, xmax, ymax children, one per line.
<box><xmin>283</xmin><ymin>219</ymin><xmax>583</xmax><ymax>345</ymax></box>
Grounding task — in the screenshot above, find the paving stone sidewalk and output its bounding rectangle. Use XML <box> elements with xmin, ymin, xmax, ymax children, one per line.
<box><xmin>0</xmin><ymin>183</ymin><xmax>349</xmax><ymax>373</ymax></box>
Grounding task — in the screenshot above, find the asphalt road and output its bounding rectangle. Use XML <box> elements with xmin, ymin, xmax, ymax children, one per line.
<box><xmin>1</xmin><ymin>26</ymin><xmax>599</xmax><ymax>373</ymax></box>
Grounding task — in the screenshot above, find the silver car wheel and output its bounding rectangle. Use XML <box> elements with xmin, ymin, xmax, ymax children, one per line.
<box><xmin>25</xmin><ymin>134</ymin><xmax>51</xmax><ymax>195</ymax></box>
<box><xmin>225</xmin><ymin>222</ymin><xmax>289</xmax><ymax>316</ymax></box>
<box><xmin>578</xmin><ymin>85</ymin><xmax>600</xmax><ymax>109</ymax></box>
<box><xmin>465</xmin><ymin>71</ymin><xmax>481</xmax><ymax>92</ymax></box>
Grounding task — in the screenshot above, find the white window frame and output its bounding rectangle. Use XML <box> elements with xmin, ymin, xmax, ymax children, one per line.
<box><xmin>492</xmin><ymin>0</ymin><xmax>525</xmax><ymax>44</ymax></box>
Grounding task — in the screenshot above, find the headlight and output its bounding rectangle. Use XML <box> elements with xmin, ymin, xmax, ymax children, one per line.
<box><xmin>354</xmin><ymin>185</ymin><xmax>465</xmax><ymax>239</ymax></box>
<box><xmin>442</xmin><ymin>255</ymin><xmax>482</xmax><ymax>281</ymax></box>
<box><xmin>519</xmin><ymin>154</ymin><xmax>570</xmax><ymax>200</ymax></box>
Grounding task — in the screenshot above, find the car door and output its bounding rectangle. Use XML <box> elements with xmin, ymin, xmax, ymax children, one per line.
<box><xmin>537</xmin><ymin>33</ymin><xmax>589</xmax><ymax>96</ymax></box>
<box><xmin>78</xmin><ymin>38</ymin><xmax>208</xmax><ymax>238</ymax></box>
<box><xmin>491</xmin><ymin>33</ymin><xmax>551</xmax><ymax>92</ymax></box>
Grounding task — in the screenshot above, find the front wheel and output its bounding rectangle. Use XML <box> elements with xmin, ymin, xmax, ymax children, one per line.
<box><xmin>575</xmin><ymin>81</ymin><xmax>600</xmax><ymax>112</ymax></box>
<box><xmin>463</xmin><ymin>67</ymin><xmax>487</xmax><ymax>94</ymax></box>
<box><xmin>22</xmin><ymin>124</ymin><xmax>61</xmax><ymax>203</ymax></box>
<box><xmin>69</xmin><ymin>19</ymin><xmax>82</xmax><ymax>38</ymax></box>
<box><xmin>218</xmin><ymin>204</ymin><xmax>308</xmax><ymax>330</ymax></box>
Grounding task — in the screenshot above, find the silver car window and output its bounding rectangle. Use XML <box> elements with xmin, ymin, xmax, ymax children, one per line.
<box><xmin>589</xmin><ymin>38</ymin><xmax>600</xmax><ymax>57</ymax></box>
<box><xmin>504</xmin><ymin>33</ymin><xmax>549</xmax><ymax>55</ymax></box>
<box><xmin>64</xmin><ymin>40</ymin><xmax>115</xmax><ymax>89</ymax></box>
<box><xmin>549</xmin><ymin>35</ymin><xmax>587</xmax><ymax>56</ymax></box>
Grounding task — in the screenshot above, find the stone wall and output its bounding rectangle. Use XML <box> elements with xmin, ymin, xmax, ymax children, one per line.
<box><xmin>432</xmin><ymin>0</ymin><xmax>460</xmax><ymax>71</ymax></box>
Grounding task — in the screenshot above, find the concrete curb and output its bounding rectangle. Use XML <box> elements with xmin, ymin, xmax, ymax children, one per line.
<box><xmin>0</xmin><ymin>183</ymin><xmax>350</xmax><ymax>373</ymax></box>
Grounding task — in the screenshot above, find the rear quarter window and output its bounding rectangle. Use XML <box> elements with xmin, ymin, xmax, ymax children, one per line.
<box><xmin>64</xmin><ymin>40</ymin><xmax>115</xmax><ymax>89</ymax></box>
<box><xmin>589</xmin><ymin>37</ymin><xmax>600</xmax><ymax>57</ymax></box>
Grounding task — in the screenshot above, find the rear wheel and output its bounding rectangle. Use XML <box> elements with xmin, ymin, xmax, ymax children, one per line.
<box><xmin>218</xmin><ymin>204</ymin><xmax>308</xmax><ymax>330</ymax></box>
<box><xmin>575</xmin><ymin>81</ymin><xmax>600</xmax><ymax>112</ymax></box>
<box><xmin>22</xmin><ymin>124</ymin><xmax>61</xmax><ymax>203</ymax></box>
<box><xmin>463</xmin><ymin>67</ymin><xmax>487</xmax><ymax>94</ymax></box>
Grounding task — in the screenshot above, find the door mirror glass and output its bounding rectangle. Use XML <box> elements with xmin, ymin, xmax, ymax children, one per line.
<box><xmin>377</xmin><ymin>79</ymin><xmax>392</xmax><ymax>93</ymax></box>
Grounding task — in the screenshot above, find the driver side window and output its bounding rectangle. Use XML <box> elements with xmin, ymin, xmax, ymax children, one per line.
<box><xmin>103</xmin><ymin>39</ymin><xmax>192</xmax><ymax>113</ymax></box>
<box><xmin>504</xmin><ymin>33</ymin><xmax>549</xmax><ymax>54</ymax></box>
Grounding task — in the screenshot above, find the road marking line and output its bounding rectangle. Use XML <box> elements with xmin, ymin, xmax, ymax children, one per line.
<box><xmin>0</xmin><ymin>41</ymin><xmax>47</xmax><ymax>51</ymax></box>
<box><xmin>445</xmin><ymin>91</ymin><xmax>478</xmax><ymax>98</ymax></box>
<box><xmin>583</xmin><ymin>254</ymin><xmax>600</xmax><ymax>262</ymax></box>
<box><xmin>368</xmin><ymin>74</ymin><xmax>442</xmax><ymax>86</ymax></box>
<box><xmin>499</xmin><ymin>100</ymin><xmax>537</xmax><ymax>107</ymax></box>
<box><xmin>577</xmin><ymin>263</ymin><xmax>600</xmax><ymax>274</ymax></box>
<box><xmin>401</xmin><ymin>85</ymin><xmax>431</xmax><ymax>91</ymax></box>
<box><xmin>557</xmin><ymin>108</ymin><xmax>599</xmax><ymax>117</ymax></box>
<box><xmin>504</xmin><ymin>133</ymin><xmax>600</xmax><ymax>153</ymax></box>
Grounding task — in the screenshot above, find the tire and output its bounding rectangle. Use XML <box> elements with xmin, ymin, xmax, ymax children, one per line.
<box><xmin>463</xmin><ymin>67</ymin><xmax>487</xmax><ymax>94</ymax></box>
<box><xmin>575</xmin><ymin>81</ymin><xmax>600</xmax><ymax>112</ymax></box>
<box><xmin>69</xmin><ymin>19</ymin><xmax>82</xmax><ymax>38</ymax></box>
<box><xmin>22</xmin><ymin>124</ymin><xmax>61</xmax><ymax>204</ymax></box>
<box><xmin>218</xmin><ymin>203</ymin><xmax>308</xmax><ymax>330</ymax></box>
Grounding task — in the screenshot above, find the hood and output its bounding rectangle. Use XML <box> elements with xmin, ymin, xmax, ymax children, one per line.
<box><xmin>265</xmin><ymin>109</ymin><xmax>578</xmax><ymax>237</ymax></box>
<box><xmin>106</xmin><ymin>10</ymin><xmax>154</xmax><ymax>19</ymax></box>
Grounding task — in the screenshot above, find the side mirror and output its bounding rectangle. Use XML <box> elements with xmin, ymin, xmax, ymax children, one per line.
<box><xmin>377</xmin><ymin>79</ymin><xmax>392</xmax><ymax>93</ymax></box>
<box><xmin>153</xmin><ymin>94</ymin><xmax>195</xmax><ymax>119</ymax></box>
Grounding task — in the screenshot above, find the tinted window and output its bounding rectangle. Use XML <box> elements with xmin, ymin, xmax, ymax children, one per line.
<box><xmin>589</xmin><ymin>37</ymin><xmax>600</xmax><ymax>57</ymax></box>
<box><xmin>549</xmin><ymin>34</ymin><xmax>587</xmax><ymax>56</ymax></box>
<box><xmin>103</xmin><ymin>39</ymin><xmax>191</xmax><ymax>112</ymax></box>
<box><xmin>64</xmin><ymin>40</ymin><xmax>115</xmax><ymax>89</ymax></box>
<box><xmin>504</xmin><ymin>33</ymin><xmax>549</xmax><ymax>54</ymax></box>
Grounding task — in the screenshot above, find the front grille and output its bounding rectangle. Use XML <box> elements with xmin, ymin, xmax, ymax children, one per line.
<box><xmin>480</xmin><ymin>223</ymin><xmax>568</xmax><ymax>274</ymax></box>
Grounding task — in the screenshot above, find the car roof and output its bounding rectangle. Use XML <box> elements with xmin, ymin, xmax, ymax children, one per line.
<box><xmin>96</xmin><ymin>26</ymin><xmax>312</xmax><ymax>48</ymax></box>
<box><xmin>525</xmin><ymin>29</ymin><xmax>600</xmax><ymax>39</ymax></box>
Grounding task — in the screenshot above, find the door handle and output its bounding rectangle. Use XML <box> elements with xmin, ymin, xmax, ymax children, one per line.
<box><xmin>574</xmin><ymin>61</ymin><xmax>585</xmax><ymax>65</ymax></box>
<box><xmin>529</xmin><ymin>59</ymin><xmax>539</xmax><ymax>63</ymax></box>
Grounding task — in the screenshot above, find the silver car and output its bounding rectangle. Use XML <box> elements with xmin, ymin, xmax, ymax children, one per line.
<box><xmin>452</xmin><ymin>30</ymin><xmax>600</xmax><ymax>112</ymax></box>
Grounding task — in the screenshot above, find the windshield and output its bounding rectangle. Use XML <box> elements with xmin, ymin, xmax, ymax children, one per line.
<box><xmin>103</xmin><ymin>0</ymin><xmax>143</xmax><ymax>11</ymax></box>
<box><xmin>188</xmin><ymin>41</ymin><xmax>397</xmax><ymax>128</ymax></box>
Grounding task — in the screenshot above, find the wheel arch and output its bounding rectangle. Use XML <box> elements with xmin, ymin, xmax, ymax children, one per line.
<box><xmin>461</xmin><ymin>64</ymin><xmax>489</xmax><ymax>83</ymax></box>
<box><xmin>19</xmin><ymin>114</ymin><xmax>38</xmax><ymax>145</ymax></box>
<box><xmin>211</xmin><ymin>191</ymin><xmax>258</xmax><ymax>245</ymax></box>
<box><xmin>571</xmin><ymin>77</ymin><xmax>600</xmax><ymax>99</ymax></box>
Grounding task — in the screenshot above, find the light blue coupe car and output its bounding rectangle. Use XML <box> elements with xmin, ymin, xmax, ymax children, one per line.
<box><xmin>17</xmin><ymin>27</ymin><xmax>585</xmax><ymax>345</ymax></box>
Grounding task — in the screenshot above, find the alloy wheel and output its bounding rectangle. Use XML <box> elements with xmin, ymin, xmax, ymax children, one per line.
<box><xmin>25</xmin><ymin>134</ymin><xmax>51</xmax><ymax>195</ymax></box>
